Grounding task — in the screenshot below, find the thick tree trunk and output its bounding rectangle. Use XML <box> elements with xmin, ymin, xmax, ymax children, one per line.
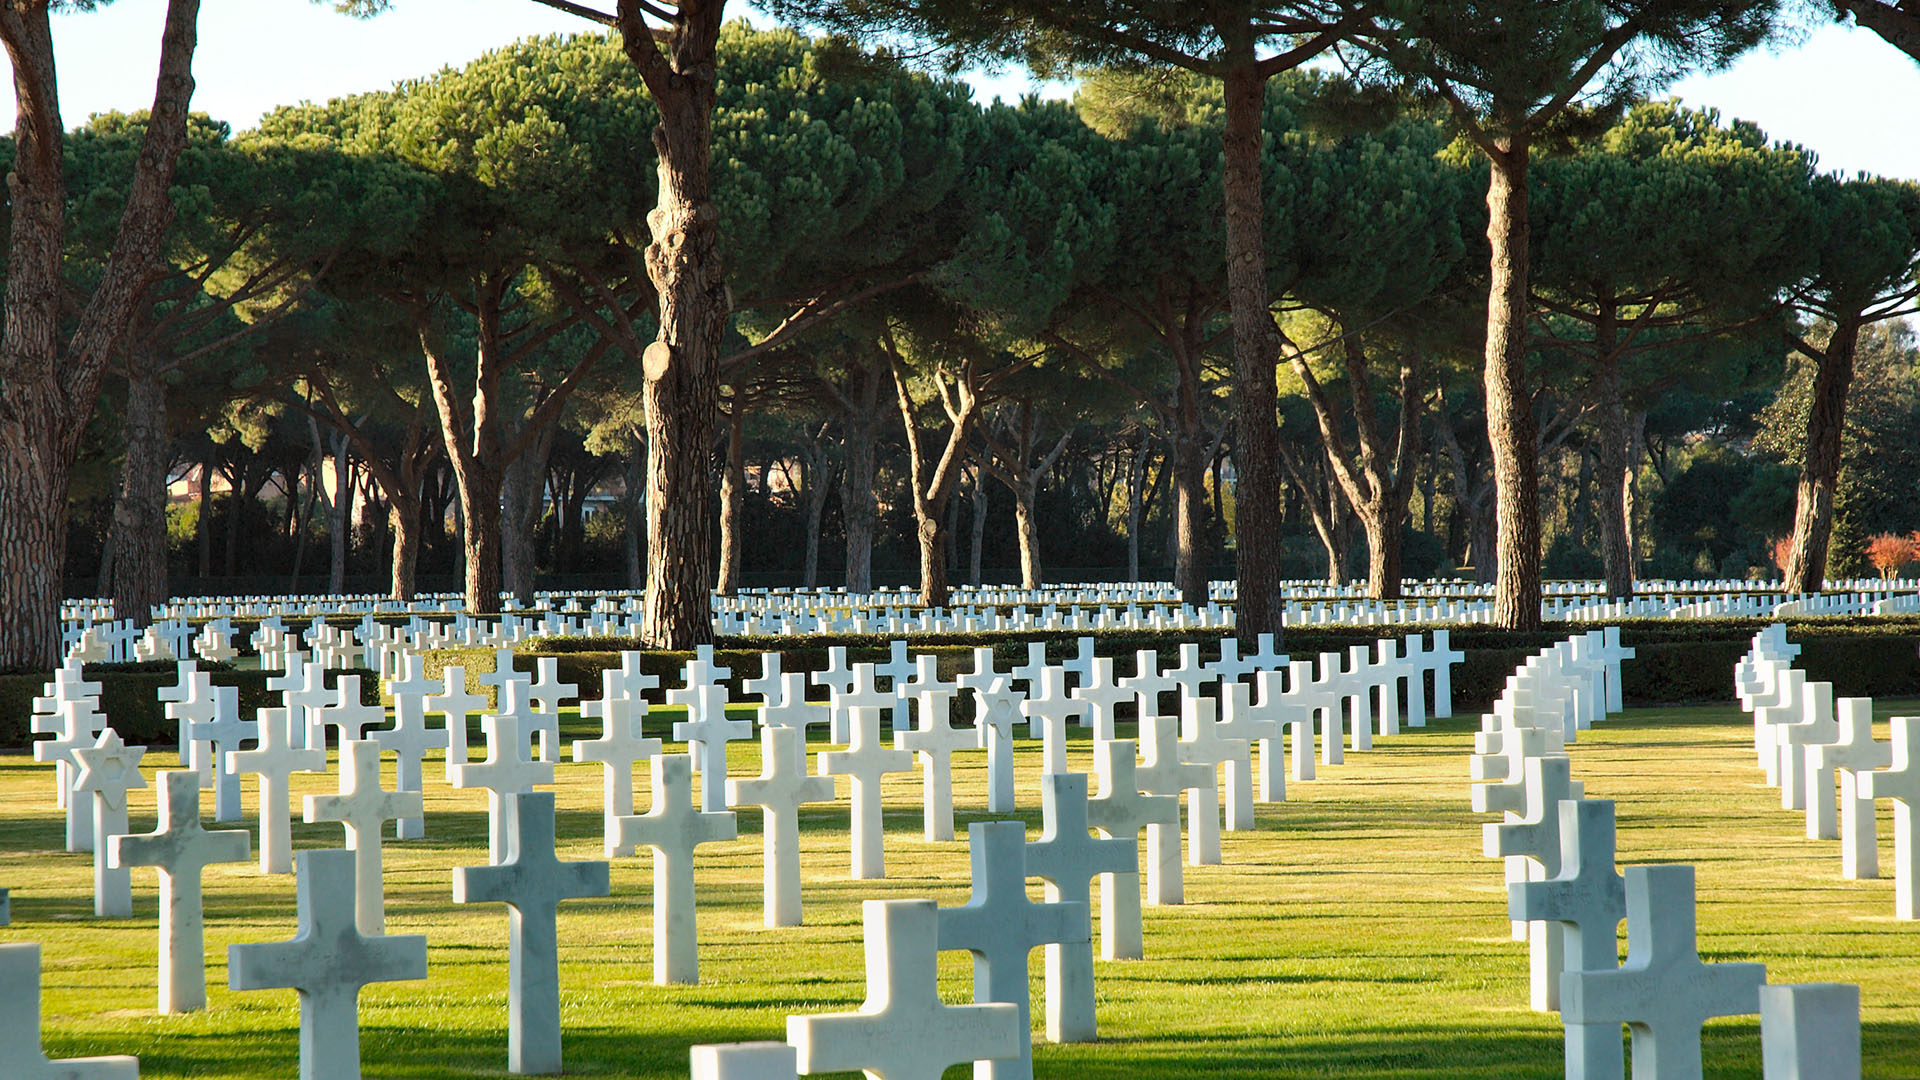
<box><xmin>1220</xmin><ymin>61</ymin><xmax>1285</xmax><ymax>637</ymax></box>
<box><xmin>1591</xmin><ymin>306</ymin><xmax>1636</xmax><ymax>599</ymax></box>
<box><xmin>327</xmin><ymin>433</ymin><xmax>352</xmax><ymax>595</ymax></box>
<box><xmin>916</xmin><ymin>516</ymin><xmax>950</xmax><ymax>609</ymax></box>
<box><xmin>801</xmin><ymin>443</ymin><xmax>831</xmax><ymax>589</ymax></box>
<box><xmin>969</xmin><ymin>469</ymin><xmax>986</xmax><ymax>587</ymax></box>
<box><xmin>1358</xmin><ymin>504</ymin><xmax>1404</xmax><ymax>598</ymax></box>
<box><xmin>389</xmin><ymin>494</ymin><xmax>422</xmax><ymax>601</ymax></box>
<box><xmin>1012</xmin><ymin>478</ymin><xmax>1041</xmax><ymax>588</ymax></box>
<box><xmin>635</xmin><ymin>80</ymin><xmax>724</xmax><ymax>649</ymax></box>
<box><xmin>0</xmin><ymin>0</ymin><xmax>201</xmax><ymax>669</ymax></box>
<box><xmin>195</xmin><ymin>461</ymin><xmax>212</xmax><ymax>580</ymax></box>
<box><xmin>1172</xmin><ymin>430</ymin><xmax>1207</xmax><ymax>605</ymax></box>
<box><xmin>841</xmin><ymin>413</ymin><xmax>877</xmax><ymax>592</ymax></box>
<box><xmin>1482</xmin><ymin>142</ymin><xmax>1543</xmax><ymax>630</ymax></box>
<box><xmin>716</xmin><ymin>405</ymin><xmax>745</xmax><ymax>596</ymax></box>
<box><xmin>112</xmin><ymin>367</ymin><xmax>171</xmax><ymax>625</ymax></box>
<box><xmin>1786</xmin><ymin>317</ymin><xmax>1862</xmax><ymax>592</ymax></box>
<box><xmin>457</xmin><ymin>468</ymin><xmax>504</xmax><ymax>614</ymax></box>
<box><xmin>500</xmin><ymin>420</ymin><xmax>553</xmax><ymax>606</ymax></box>
<box><xmin>1127</xmin><ymin>440</ymin><xmax>1146</xmax><ymax>582</ymax></box>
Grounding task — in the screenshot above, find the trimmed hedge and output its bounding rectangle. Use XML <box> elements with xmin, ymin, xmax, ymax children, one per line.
<box><xmin>1</xmin><ymin>663</ymin><xmax>382</xmax><ymax>749</ymax></box>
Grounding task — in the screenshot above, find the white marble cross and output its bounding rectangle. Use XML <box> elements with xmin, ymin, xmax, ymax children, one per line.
<box><xmin>230</xmin><ymin>706</ymin><xmax>326</xmax><ymax>875</ymax></box>
<box><xmin>1070</xmin><ymin>657</ymin><xmax>1132</xmax><ymax>743</ymax></box>
<box><xmin>1174</xmin><ymin>697</ymin><xmax>1244</xmax><ymax>865</ymax></box>
<box><xmin>1775</xmin><ymin>680</ymin><xmax>1837</xmax><ymax>812</ymax></box>
<box><xmin>0</xmin><ymin>942</ymin><xmax>139</xmax><ymax>1080</ymax></box>
<box><xmin>1021</xmin><ymin>667</ymin><xmax>1086</xmax><ymax>776</ymax></box>
<box><xmin>317</xmin><ymin>675</ymin><xmax>386</xmax><ymax>748</ymax></box>
<box><xmin>449</xmin><ymin>714</ymin><xmax>556</xmax><ymax>865</ymax></box>
<box><xmin>71</xmin><ymin>728</ymin><xmax>147</xmax><ymax>918</ymax></box>
<box><xmin>37</xmin><ymin>696</ymin><xmax>108</xmax><ymax>851</ymax></box>
<box><xmin>1086</xmin><ymin>737</ymin><xmax>1179</xmax><ymax>955</ymax></box>
<box><xmin>1559</xmin><ymin>865</ymin><xmax>1765</xmax><ymax>1080</ymax></box>
<box><xmin>1511</xmin><ymin>798</ymin><xmax>1626</xmax><ymax>1080</ymax></box>
<box><xmin>1134</xmin><ymin>714</ymin><xmax>1212</xmax><ymax>895</ymax></box>
<box><xmin>760</xmin><ymin>673</ymin><xmax>831</xmax><ymax>740</ymax></box>
<box><xmin>1809</xmin><ymin>698</ymin><xmax>1890</xmax><ymax>878</ymax></box>
<box><xmin>614</xmin><ymin>753</ymin><xmax>738</xmax><ymax>984</ymax></box>
<box><xmin>727</xmin><ymin>725</ymin><xmax>836</xmax><ymax>927</ymax></box>
<box><xmin>1337</xmin><ymin>645</ymin><xmax>1375</xmax><ymax>753</ymax></box>
<box><xmin>671</xmin><ymin>659</ymin><xmax>750</xmax><ymax>814</ymax></box>
<box><xmin>452</xmin><ymin>791</ymin><xmax>609</xmax><ymax>1075</ymax></box>
<box><xmin>1304</xmin><ymin>654</ymin><xmax>1350</xmax><ymax>766</ymax></box>
<box><xmin>424</xmin><ymin>666</ymin><xmax>486</xmax><ymax>779</ymax></box>
<box><xmin>1859</xmin><ymin>715</ymin><xmax>1920</xmax><ymax>919</ymax></box>
<box><xmin>572</xmin><ymin>692</ymin><xmax>662</xmax><ymax>856</ymax></box>
<box><xmin>109</xmin><ymin>769</ymin><xmax>251</xmax><ymax>1013</ymax></box>
<box><xmin>1760</xmin><ymin>983</ymin><xmax>1861</xmax><ymax>1080</ymax></box>
<box><xmin>813</xmin><ymin>646</ymin><xmax>858</xmax><ymax>742</ymax></box>
<box><xmin>970</xmin><ymin>679</ymin><xmax>1025</xmax><ymax>814</ymax></box>
<box><xmin>370</xmin><ymin>675</ymin><xmax>447</xmax><ymax>841</ymax></box>
<box><xmin>1119</xmin><ymin>649</ymin><xmax>1176</xmax><ymax>726</ymax></box>
<box><xmin>304</xmin><ymin>739</ymin><xmax>422</xmax><ymax>935</ymax></box>
<box><xmin>228</xmin><ymin>849</ymin><xmax>429</xmax><ymax>1080</ymax></box>
<box><xmin>284</xmin><ymin>660</ymin><xmax>337</xmax><ymax>751</ymax></box>
<box><xmin>525</xmin><ymin>657</ymin><xmax>577</xmax><ymax>762</ymax></box>
<box><xmin>743</xmin><ymin>652</ymin><xmax>785</xmax><ymax>706</ymax></box>
<box><xmin>895</xmin><ymin>686</ymin><xmax>974</xmax><ymax>842</ymax></box>
<box><xmin>691</xmin><ymin>1041</ymin><xmax>797</xmax><ymax>1080</ymax></box>
<box><xmin>1027</xmin><ymin>773</ymin><xmax>1134</xmax><ymax>1043</ymax></box>
<box><xmin>1370</xmin><ymin>638</ymin><xmax>1406</xmax><ymax>737</ymax></box>
<box><xmin>1211</xmin><ymin>682</ymin><xmax>1269</xmax><ymax>828</ymax></box>
<box><xmin>787</xmin><ymin>899</ymin><xmax>1021</xmax><ymax>1080</ymax></box>
<box><xmin>936</xmin><ymin>820</ymin><xmax>1088</xmax><ymax>1080</ymax></box>
<box><xmin>192</xmin><ymin>685</ymin><xmax>256</xmax><ymax>823</ymax></box>
<box><xmin>875</xmin><ymin>639</ymin><xmax>918</xmax><ymax>734</ymax></box>
<box><xmin>820</xmin><ymin>693</ymin><xmax>914</xmax><ymax>879</ymax></box>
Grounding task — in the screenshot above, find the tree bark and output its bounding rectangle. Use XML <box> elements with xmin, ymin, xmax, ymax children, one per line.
<box><xmin>836</xmin><ymin>360</ymin><xmax>885</xmax><ymax>593</ymax></box>
<box><xmin>1127</xmin><ymin>438</ymin><xmax>1147</xmax><ymax>582</ymax></box>
<box><xmin>1172</xmin><ymin>428</ymin><xmax>1207</xmax><ymax>603</ymax></box>
<box><xmin>0</xmin><ymin>0</ymin><xmax>201</xmax><ymax>670</ymax></box>
<box><xmin>1220</xmin><ymin>58</ymin><xmax>1285</xmax><ymax>637</ymax></box>
<box><xmin>799</xmin><ymin>436</ymin><xmax>831</xmax><ymax>589</ymax></box>
<box><xmin>389</xmin><ymin>493</ymin><xmax>422</xmax><ymax>601</ymax></box>
<box><xmin>716</xmin><ymin>402</ymin><xmax>745</xmax><ymax>595</ymax></box>
<box><xmin>327</xmin><ymin>432</ymin><xmax>352</xmax><ymax>594</ymax></box>
<box><xmin>1483</xmin><ymin>140</ymin><xmax>1543</xmax><ymax>629</ymax></box>
<box><xmin>969</xmin><ymin>465</ymin><xmax>986</xmax><ymax>586</ymax></box>
<box><xmin>619</xmin><ymin>1</ymin><xmax>729</xmax><ymax>649</ymax></box>
<box><xmin>195</xmin><ymin>458</ymin><xmax>212</xmax><ymax>580</ymax></box>
<box><xmin>112</xmin><ymin>365</ymin><xmax>172</xmax><ymax>625</ymax></box>
<box><xmin>500</xmin><ymin>418</ymin><xmax>553</xmax><ymax>605</ymax></box>
<box><xmin>1786</xmin><ymin>317</ymin><xmax>1863</xmax><ymax>592</ymax></box>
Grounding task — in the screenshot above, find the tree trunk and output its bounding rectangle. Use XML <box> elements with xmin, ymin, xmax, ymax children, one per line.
<box><xmin>112</xmin><ymin>366</ymin><xmax>171</xmax><ymax>625</ymax></box>
<box><xmin>389</xmin><ymin>494</ymin><xmax>422</xmax><ymax>601</ymax></box>
<box><xmin>195</xmin><ymin>460</ymin><xmax>212</xmax><ymax>580</ymax></box>
<box><xmin>916</xmin><ymin>515</ymin><xmax>950</xmax><ymax>609</ymax></box>
<box><xmin>1358</xmin><ymin>503</ymin><xmax>1404</xmax><ymax>598</ymax></box>
<box><xmin>500</xmin><ymin>419</ymin><xmax>553</xmax><ymax>606</ymax></box>
<box><xmin>716</xmin><ymin>404</ymin><xmax>745</xmax><ymax>596</ymax></box>
<box><xmin>458</xmin><ymin>468</ymin><xmax>504</xmax><ymax>614</ymax></box>
<box><xmin>1127</xmin><ymin>439</ymin><xmax>1146</xmax><ymax>582</ymax></box>
<box><xmin>841</xmin><ymin>412</ymin><xmax>877</xmax><ymax>592</ymax></box>
<box><xmin>1786</xmin><ymin>317</ymin><xmax>1863</xmax><ymax>592</ymax></box>
<box><xmin>1482</xmin><ymin>141</ymin><xmax>1543</xmax><ymax>630</ymax></box>
<box><xmin>1012</xmin><ymin>478</ymin><xmax>1041</xmax><ymax>588</ymax></box>
<box><xmin>223</xmin><ymin>462</ymin><xmax>246</xmax><ymax>578</ymax></box>
<box><xmin>327</xmin><ymin>433</ymin><xmax>352</xmax><ymax>595</ymax></box>
<box><xmin>801</xmin><ymin>443</ymin><xmax>831</xmax><ymax>589</ymax></box>
<box><xmin>969</xmin><ymin>467</ymin><xmax>986</xmax><ymax>586</ymax></box>
<box><xmin>634</xmin><ymin>62</ymin><xmax>725</xmax><ymax>650</ymax></box>
<box><xmin>1220</xmin><ymin>60</ymin><xmax>1285</xmax><ymax>637</ymax></box>
<box><xmin>1172</xmin><ymin>429</ymin><xmax>1207</xmax><ymax>605</ymax></box>
<box><xmin>0</xmin><ymin>0</ymin><xmax>201</xmax><ymax>670</ymax></box>
<box><xmin>622</xmin><ymin>441</ymin><xmax>646</xmax><ymax>589</ymax></box>
<box><xmin>1591</xmin><ymin>306</ymin><xmax>1635</xmax><ymax>599</ymax></box>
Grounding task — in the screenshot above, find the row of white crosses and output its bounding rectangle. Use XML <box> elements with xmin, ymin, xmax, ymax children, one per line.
<box><xmin>1471</xmin><ymin>631</ymin><xmax>1865</xmax><ymax>1080</ymax></box>
<box><xmin>1735</xmin><ymin>624</ymin><xmax>1920</xmax><ymax>920</ymax></box>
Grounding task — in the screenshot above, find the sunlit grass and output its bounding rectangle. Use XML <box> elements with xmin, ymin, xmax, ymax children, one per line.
<box><xmin>4</xmin><ymin>698</ymin><xmax>1917</xmax><ymax>1078</ymax></box>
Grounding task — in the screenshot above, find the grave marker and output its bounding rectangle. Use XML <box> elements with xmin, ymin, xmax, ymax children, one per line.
<box><xmin>613</xmin><ymin>754</ymin><xmax>738</xmax><ymax>984</ymax></box>
<box><xmin>304</xmin><ymin>739</ymin><xmax>423</xmax><ymax>934</ymax></box>
<box><xmin>728</xmin><ymin>725</ymin><xmax>836</xmax><ymax>927</ymax></box>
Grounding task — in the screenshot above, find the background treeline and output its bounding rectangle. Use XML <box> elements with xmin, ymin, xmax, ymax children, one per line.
<box><xmin>48</xmin><ymin>28</ymin><xmax>1920</xmax><ymax>605</ymax></box>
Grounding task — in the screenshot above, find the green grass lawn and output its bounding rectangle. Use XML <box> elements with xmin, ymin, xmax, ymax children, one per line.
<box><xmin>3</xmin><ymin>698</ymin><xmax>1917</xmax><ymax>1078</ymax></box>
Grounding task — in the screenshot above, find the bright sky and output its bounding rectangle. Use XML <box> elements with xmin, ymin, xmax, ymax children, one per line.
<box><xmin>8</xmin><ymin>0</ymin><xmax>1920</xmax><ymax>181</ymax></box>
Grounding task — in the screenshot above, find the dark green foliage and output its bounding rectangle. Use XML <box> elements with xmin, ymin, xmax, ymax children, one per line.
<box><xmin>2</xmin><ymin>665</ymin><xmax>381</xmax><ymax>749</ymax></box>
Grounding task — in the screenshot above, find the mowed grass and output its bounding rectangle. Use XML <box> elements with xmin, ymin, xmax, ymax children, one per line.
<box><xmin>3</xmin><ymin>698</ymin><xmax>1918</xmax><ymax>1079</ymax></box>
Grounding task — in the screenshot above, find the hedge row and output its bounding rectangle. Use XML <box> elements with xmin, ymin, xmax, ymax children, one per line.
<box><xmin>0</xmin><ymin>663</ymin><xmax>382</xmax><ymax>749</ymax></box>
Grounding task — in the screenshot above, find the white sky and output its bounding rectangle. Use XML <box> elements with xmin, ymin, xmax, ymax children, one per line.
<box><xmin>8</xmin><ymin>0</ymin><xmax>1920</xmax><ymax>181</ymax></box>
